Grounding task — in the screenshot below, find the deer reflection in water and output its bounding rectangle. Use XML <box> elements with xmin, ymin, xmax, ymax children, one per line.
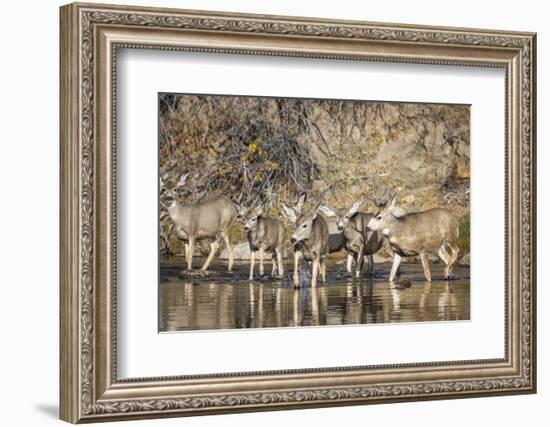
<box><xmin>159</xmin><ymin>259</ymin><xmax>469</xmax><ymax>332</ymax></box>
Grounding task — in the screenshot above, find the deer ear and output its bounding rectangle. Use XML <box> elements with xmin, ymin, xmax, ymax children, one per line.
<box><xmin>319</xmin><ymin>205</ymin><xmax>336</xmax><ymax>217</ymax></box>
<box><xmin>281</xmin><ymin>204</ymin><xmax>297</xmax><ymax>224</ymax></box>
<box><xmin>233</xmin><ymin>202</ymin><xmax>245</xmax><ymax>218</ymax></box>
<box><xmin>390</xmin><ymin>192</ymin><xmax>399</xmax><ymax>207</ymax></box>
<box><xmin>349</xmin><ymin>198</ymin><xmax>365</xmax><ymax>215</ymax></box>
<box><xmin>177</xmin><ymin>172</ymin><xmax>189</xmax><ymax>187</ymax></box>
<box><xmin>391</xmin><ymin>206</ymin><xmax>406</xmax><ymax>218</ymax></box>
<box><xmin>310</xmin><ymin>202</ymin><xmax>323</xmax><ymax>219</ymax></box>
<box><xmin>255</xmin><ymin>205</ymin><xmax>264</xmax><ymax>217</ymax></box>
<box><xmin>296</xmin><ymin>193</ymin><xmax>307</xmax><ymax>211</ymax></box>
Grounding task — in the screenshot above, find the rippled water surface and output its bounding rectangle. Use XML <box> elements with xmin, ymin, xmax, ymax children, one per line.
<box><xmin>159</xmin><ymin>257</ymin><xmax>470</xmax><ymax>332</ymax></box>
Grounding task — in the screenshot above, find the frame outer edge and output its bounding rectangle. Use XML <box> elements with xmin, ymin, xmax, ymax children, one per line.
<box><xmin>59</xmin><ymin>2</ymin><xmax>537</xmax><ymax>422</ymax></box>
<box><xmin>529</xmin><ymin>33</ymin><xmax>537</xmax><ymax>393</ymax></box>
<box><xmin>68</xmin><ymin>1</ymin><xmax>537</xmax><ymax>37</ymax></box>
<box><xmin>60</xmin><ymin>3</ymin><xmax>81</xmax><ymax>424</ymax></box>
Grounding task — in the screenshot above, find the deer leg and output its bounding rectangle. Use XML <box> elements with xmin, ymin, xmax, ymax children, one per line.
<box><xmin>445</xmin><ymin>243</ymin><xmax>460</xmax><ymax>278</ymax></box>
<box><xmin>293</xmin><ymin>250</ymin><xmax>302</xmax><ymax>288</ymax></box>
<box><xmin>346</xmin><ymin>253</ymin><xmax>353</xmax><ymax>274</ymax></box>
<box><xmin>356</xmin><ymin>247</ymin><xmax>365</xmax><ymax>278</ymax></box>
<box><xmin>276</xmin><ymin>248</ymin><xmax>284</xmax><ymax>278</ymax></box>
<box><xmin>311</xmin><ymin>258</ymin><xmax>320</xmax><ymax>288</ymax></box>
<box><xmin>450</xmin><ymin>244</ymin><xmax>460</xmax><ymax>272</ymax></box>
<box><xmin>249</xmin><ymin>250</ymin><xmax>255</xmax><ymax>280</ymax></box>
<box><xmin>259</xmin><ymin>247</ymin><xmax>265</xmax><ymax>276</ymax></box>
<box><xmin>201</xmin><ymin>240</ymin><xmax>219</xmax><ymax>271</ymax></box>
<box><xmin>438</xmin><ymin>244</ymin><xmax>451</xmax><ymax>265</ymax></box>
<box><xmin>271</xmin><ymin>253</ymin><xmax>277</xmax><ymax>276</ymax></box>
<box><xmin>438</xmin><ymin>244</ymin><xmax>451</xmax><ymax>278</ymax></box>
<box><xmin>221</xmin><ymin>232</ymin><xmax>233</xmax><ymax>272</ymax></box>
<box><xmin>320</xmin><ymin>257</ymin><xmax>327</xmax><ymax>283</ymax></box>
<box><xmin>420</xmin><ymin>252</ymin><xmax>432</xmax><ymax>282</ymax></box>
<box><xmin>389</xmin><ymin>253</ymin><xmax>402</xmax><ymax>282</ymax></box>
<box><xmin>186</xmin><ymin>238</ymin><xmax>195</xmax><ymax>270</ymax></box>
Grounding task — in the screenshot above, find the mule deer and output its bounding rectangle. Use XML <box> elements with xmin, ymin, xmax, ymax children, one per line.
<box><xmin>282</xmin><ymin>194</ymin><xmax>329</xmax><ymax>288</ymax></box>
<box><xmin>367</xmin><ymin>193</ymin><xmax>460</xmax><ymax>282</ymax></box>
<box><xmin>161</xmin><ymin>174</ymin><xmax>236</xmax><ymax>272</ymax></box>
<box><xmin>281</xmin><ymin>195</ymin><xmax>346</xmax><ymax>255</ymax></box>
<box><xmin>320</xmin><ymin>198</ymin><xmax>384</xmax><ymax>277</ymax></box>
<box><xmin>236</xmin><ymin>204</ymin><xmax>286</xmax><ymax>280</ymax></box>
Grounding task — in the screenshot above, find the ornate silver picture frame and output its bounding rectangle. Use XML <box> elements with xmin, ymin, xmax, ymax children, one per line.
<box><xmin>60</xmin><ymin>2</ymin><xmax>536</xmax><ymax>423</ymax></box>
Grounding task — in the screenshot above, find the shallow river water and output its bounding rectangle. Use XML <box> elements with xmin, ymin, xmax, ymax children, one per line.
<box><xmin>159</xmin><ymin>256</ymin><xmax>470</xmax><ymax>332</ymax></box>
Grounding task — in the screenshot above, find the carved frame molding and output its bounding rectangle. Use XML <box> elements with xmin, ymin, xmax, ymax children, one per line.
<box><xmin>60</xmin><ymin>2</ymin><xmax>536</xmax><ymax>423</ymax></box>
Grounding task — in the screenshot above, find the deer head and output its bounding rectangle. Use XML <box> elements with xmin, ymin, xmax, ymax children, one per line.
<box><xmin>319</xmin><ymin>197</ymin><xmax>365</xmax><ymax>231</ymax></box>
<box><xmin>367</xmin><ymin>192</ymin><xmax>403</xmax><ymax>232</ymax></box>
<box><xmin>290</xmin><ymin>202</ymin><xmax>322</xmax><ymax>244</ymax></box>
<box><xmin>159</xmin><ymin>172</ymin><xmax>188</xmax><ymax>208</ymax></box>
<box><xmin>243</xmin><ymin>205</ymin><xmax>265</xmax><ymax>232</ymax></box>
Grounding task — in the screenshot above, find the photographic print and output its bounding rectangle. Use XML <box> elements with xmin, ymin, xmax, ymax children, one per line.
<box><xmin>159</xmin><ymin>93</ymin><xmax>470</xmax><ymax>332</ymax></box>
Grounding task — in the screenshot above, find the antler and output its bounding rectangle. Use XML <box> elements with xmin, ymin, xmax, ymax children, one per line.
<box><xmin>365</xmin><ymin>185</ymin><xmax>390</xmax><ymax>208</ymax></box>
<box><xmin>176</xmin><ymin>172</ymin><xmax>189</xmax><ymax>187</ymax></box>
